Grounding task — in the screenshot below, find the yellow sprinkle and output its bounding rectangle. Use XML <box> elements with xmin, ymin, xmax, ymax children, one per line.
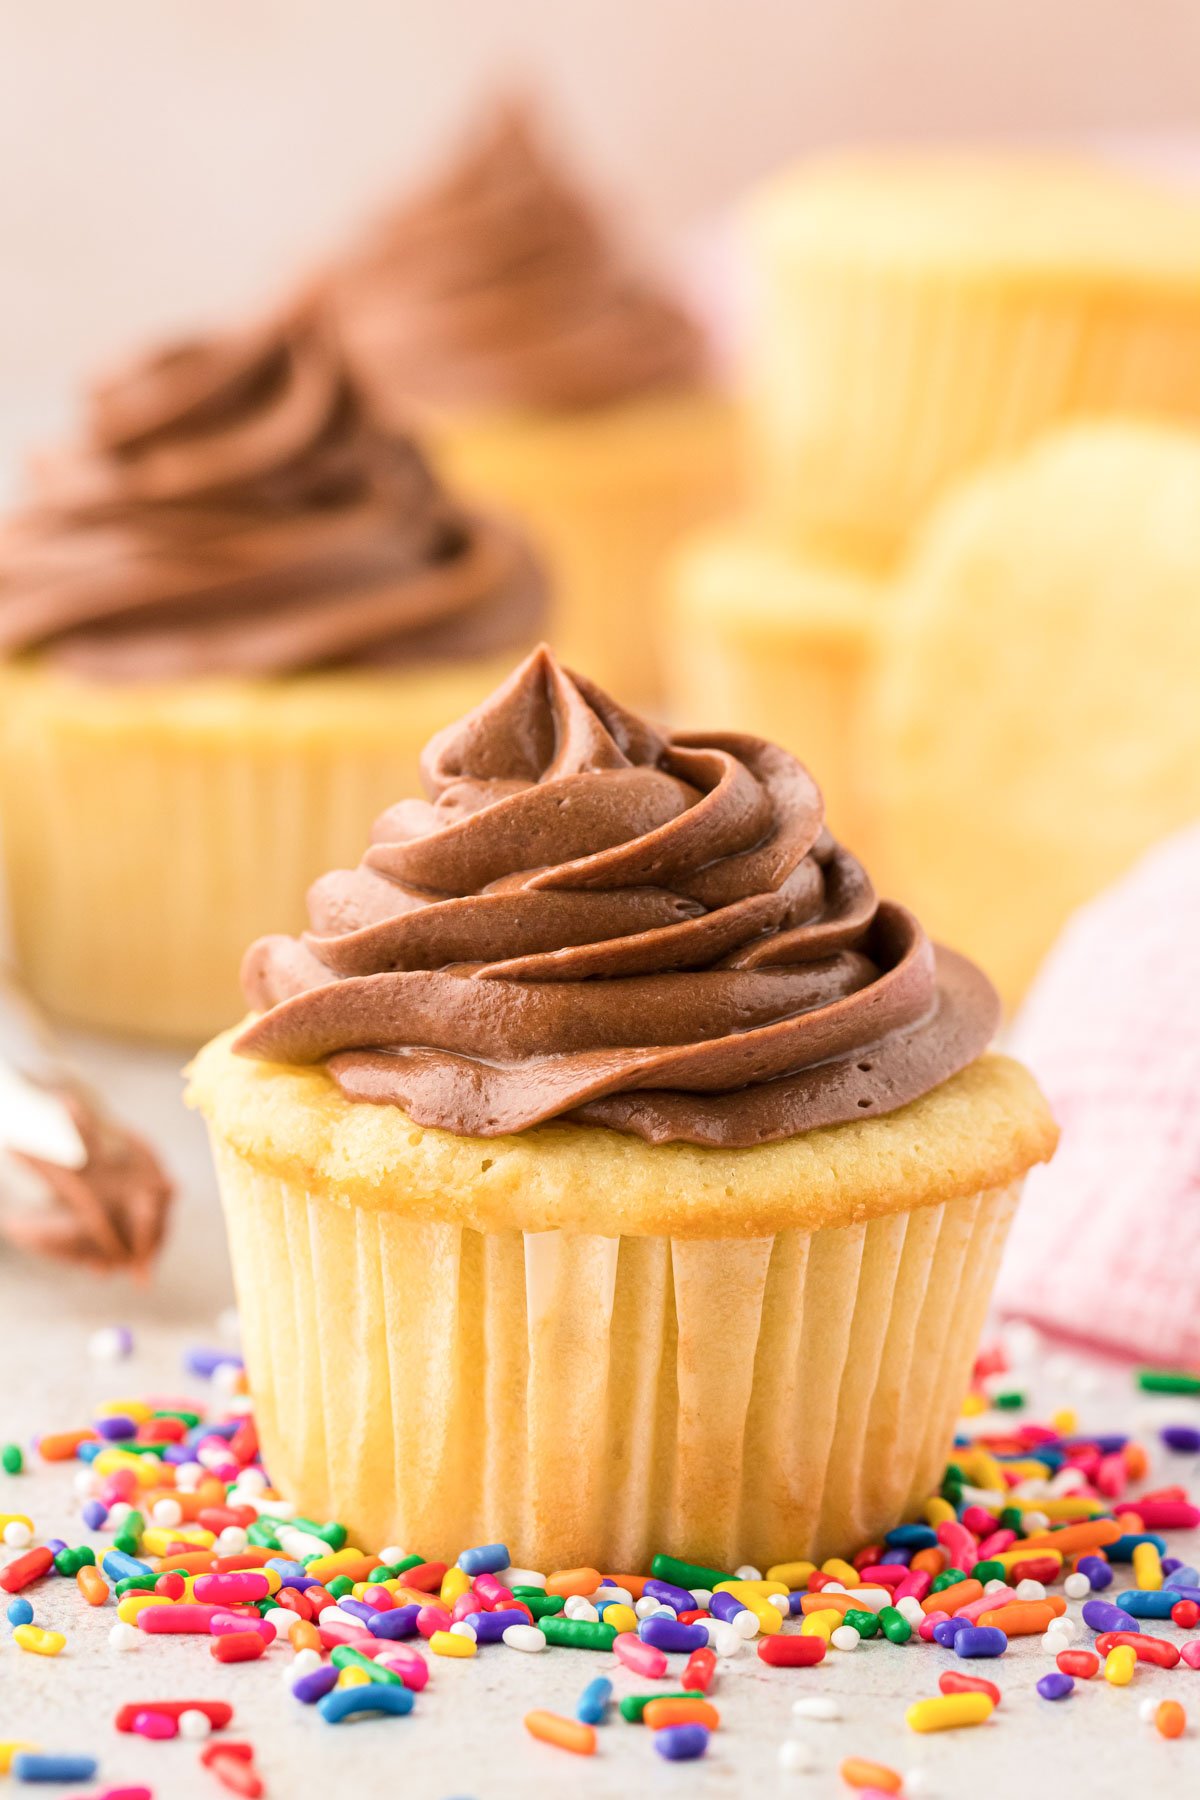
<box><xmin>0</xmin><ymin>1514</ymin><xmax>35</xmax><ymax>1535</ymax></box>
<box><xmin>1051</xmin><ymin>1408</ymin><xmax>1078</xmax><ymax>1435</ymax></box>
<box><xmin>13</xmin><ymin>1624</ymin><xmax>66</xmax><ymax>1658</ymax></box>
<box><xmin>906</xmin><ymin>1693</ymin><xmax>995</xmax><ymax>1732</ymax></box>
<box><xmin>923</xmin><ymin>1497</ymin><xmax>956</xmax><ymax>1526</ymax></box>
<box><xmin>820</xmin><ymin>1558</ymin><xmax>859</xmax><ymax>1585</ymax></box>
<box><xmin>960</xmin><ymin>1392</ymin><xmax>987</xmax><ymax>1416</ymax></box>
<box><xmin>94</xmin><ymin>1399</ymin><xmax>153</xmax><ymax>1422</ymax></box>
<box><xmin>1105</xmin><ymin>1645</ymin><xmax>1137</xmax><ymax>1686</ymax></box>
<box><xmin>1033</xmin><ymin>1497</ymin><xmax>1107</xmax><ymax>1520</ymax></box>
<box><xmin>601</xmin><ymin>1603</ymin><xmax>637</xmax><ymax>1634</ymax></box>
<box><xmin>990</xmin><ymin>1548</ymin><xmax>1064</xmax><ymax>1574</ymax></box>
<box><xmin>440</xmin><ymin>1566</ymin><xmax>472</xmax><ymax>1606</ymax></box>
<box><xmin>1132</xmin><ymin>1542</ymin><xmax>1163</xmax><ymax>1592</ymax></box>
<box><xmin>141</xmin><ymin>1525</ymin><xmax>216</xmax><ymax>1556</ymax></box>
<box><xmin>0</xmin><ymin>1744</ymin><xmax>40</xmax><ymax>1774</ymax></box>
<box><xmin>117</xmin><ymin>1594</ymin><xmax>171</xmax><ymax>1624</ymax></box>
<box><xmin>430</xmin><ymin>1629</ymin><xmax>476</xmax><ymax>1658</ymax></box>
<box><xmin>800</xmin><ymin>1611</ymin><xmax>839</xmax><ymax>1641</ymax></box>
<box><xmin>90</xmin><ymin>1449</ymin><xmax>161</xmax><ymax>1487</ymax></box>
<box><xmin>713</xmin><ymin>1579</ymin><xmax>788</xmax><ymax>1599</ymax></box>
<box><xmin>336</xmin><ymin>1666</ymin><xmax>370</xmax><ymax>1688</ymax></box>
<box><xmin>766</xmin><ymin>1562</ymin><xmax>815</xmax><ymax>1588</ymax></box>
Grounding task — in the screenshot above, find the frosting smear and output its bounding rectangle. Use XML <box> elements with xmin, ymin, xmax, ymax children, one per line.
<box><xmin>0</xmin><ymin>309</ymin><xmax>544</xmax><ymax>681</ymax></box>
<box><xmin>236</xmin><ymin>647</ymin><xmax>999</xmax><ymax>1147</ymax></box>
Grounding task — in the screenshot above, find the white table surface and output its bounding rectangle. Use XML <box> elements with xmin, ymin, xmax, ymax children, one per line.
<box><xmin>3</xmin><ymin>1038</ymin><xmax>1200</xmax><ymax>1798</ymax></box>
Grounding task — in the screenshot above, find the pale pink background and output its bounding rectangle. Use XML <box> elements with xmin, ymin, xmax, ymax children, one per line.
<box><xmin>4</xmin><ymin>0</ymin><xmax>1200</xmax><ymax>442</ymax></box>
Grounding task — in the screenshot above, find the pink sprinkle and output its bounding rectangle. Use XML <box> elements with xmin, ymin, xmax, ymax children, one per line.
<box><xmin>856</xmin><ymin>1565</ymin><xmax>909</xmax><ymax>1587</ymax></box>
<box><xmin>1180</xmin><ymin>1641</ymin><xmax>1200</xmax><ymax>1670</ymax></box>
<box><xmin>892</xmin><ymin>1570</ymin><xmax>932</xmax><ymax>1604</ymax></box>
<box><xmin>977</xmin><ymin>1529</ymin><xmax>1017</xmax><ymax>1558</ymax></box>
<box><xmin>614</xmin><ymin>1631</ymin><xmax>668</xmax><ymax>1678</ymax></box>
<box><xmin>377</xmin><ymin>1647</ymin><xmax>430</xmax><ymax>1690</ymax></box>
<box><xmin>318</xmin><ymin>1622</ymin><xmax>378</xmax><ymax>1651</ymax></box>
<box><xmin>473</xmin><ymin>1572</ymin><xmax>515</xmax><ymax>1610</ymax></box>
<box><xmin>1133</xmin><ymin>1502</ymin><xmax>1200</xmax><ymax>1530</ymax></box>
<box><xmin>193</xmin><ymin>1572</ymin><xmax>269</xmax><ymax>1606</ymax></box>
<box><xmin>919</xmin><ymin>1610</ymin><xmax>949</xmax><ymax>1642</ymax></box>
<box><xmin>209</xmin><ymin>1611</ymin><xmax>276</xmax><ymax>1643</ymax></box>
<box><xmin>416</xmin><ymin>1605</ymin><xmax>452</xmax><ymax>1639</ymax></box>
<box><xmin>131</xmin><ymin>1709</ymin><xmax>178</xmax><ymax>1740</ymax></box>
<box><xmin>138</xmin><ymin>1604</ymin><xmax>221</xmax><ymax>1634</ymax></box>
<box><xmin>955</xmin><ymin>1586</ymin><xmax>1015</xmax><ymax>1621</ymax></box>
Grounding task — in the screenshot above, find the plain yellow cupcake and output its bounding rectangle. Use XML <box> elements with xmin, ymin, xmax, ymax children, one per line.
<box><xmin>664</xmin><ymin>521</ymin><xmax>882</xmax><ymax>854</ymax></box>
<box><xmin>189</xmin><ymin>646</ymin><xmax>1056</xmax><ymax>1569</ymax></box>
<box><xmin>747</xmin><ymin>153</ymin><xmax>1200</xmax><ymax>564</ymax></box>
<box><xmin>327</xmin><ymin>102</ymin><xmax>739</xmax><ymax>709</ymax></box>
<box><xmin>870</xmin><ymin>420</ymin><xmax>1200</xmax><ymax>1007</ymax></box>
<box><xmin>0</xmin><ymin>311</ymin><xmax>545</xmax><ymax>1044</ymax></box>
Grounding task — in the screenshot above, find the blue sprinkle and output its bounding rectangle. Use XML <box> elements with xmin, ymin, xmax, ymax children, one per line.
<box><xmin>318</xmin><ymin>1685</ymin><xmax>415</xmax><ymax>1723</ymax></box>
<box><xmin>1115</xmin><ymin>1589</ymin><xmax>1183</xmax><ymax>1619</ymax></box>
<box><xmin>577</xmin><ymin>1675</ymin><xmax>612</xmax><ymax>1725</ymax></box>
<box><xmin>7</xmin><ymin>1597</ymin><xmax>34</xmax><ymax>1626</ymax></box>
<box><xmin>102</xmin><ymin>1550</ymin><xmax>153</xmax><ymax>1582</ymax></box>
<box><xmin>456</xmin><ymin>1542</ymin><xmax>510</xmax><ymax>1577</ymax></box>
<box><xmin>11</xmin><ymin>1753</ymin><xmax>98</xmax><ymax>1782</ymax></box>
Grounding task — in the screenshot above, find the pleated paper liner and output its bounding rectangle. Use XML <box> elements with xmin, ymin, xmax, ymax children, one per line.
<box><xmin>748</xmin><ymin>259</ymin><xmax>1200</xmax><ymax>564</ymax></box>
<box><xmin>0</xmin><ymin>656</ymin><xmax>521</xmax><ymax>1044</ymax></box>
<box><xmin>215</xmin><ymin>1138</ymin><xmax>1021</xmax><ymax>1572</ymax></box>
<box><xmin>428</xmin><ymin>388</ymin><xmax>739</xmax><ymax>712</ymax></box>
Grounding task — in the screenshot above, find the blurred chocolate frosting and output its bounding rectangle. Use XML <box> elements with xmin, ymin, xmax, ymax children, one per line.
<box><xmin>325</xmin><ymin>101</ymin><xmax>708</xmax><ymax>416</ymax></box>
<box><xmin>0</xmin><ymin>307</ymin><xmax>545</xmax><ymax>681</ymax></box>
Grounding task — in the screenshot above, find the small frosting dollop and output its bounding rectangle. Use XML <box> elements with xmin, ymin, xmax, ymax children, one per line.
<box><xmin>0</xmin><ymin>307</ymin><xmax>545</xmax><ymax>680</ymax></box>
<box><xmin>327</xmin><ymin>101</ymin><xmax>707</xmax><ymax>414</ymax></box>
<box><xmin>236</xmin><ymin>647</ymin><xmax>999</xmax><ymax>1147</ymax></box>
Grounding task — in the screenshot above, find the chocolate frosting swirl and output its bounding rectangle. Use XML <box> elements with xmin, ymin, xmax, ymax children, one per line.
<box><xmin>0</xmin><ymin>309</ymin><xmax>545</xmax><ymax>680</ymax></box>
<box><xmin>236</xmin><ymin>647</ymin><xmax>999</xmax><ymax>1147</ymax></box>
<box><xmin>327</xmin><ymin>102</ymin><xmax>706</xmax><ymax>414</ymax></box>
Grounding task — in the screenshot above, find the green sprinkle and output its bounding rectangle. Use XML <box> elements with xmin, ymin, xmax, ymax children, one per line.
<box><xmin>114</xmin><ymin>1574</ymin><xmax>159</xmax><ymax>1597</ymax></box>
<box><xmin>993</xmin><ymin>1390</ymin><xmax>1026</xmax><ymax>1410</ymax></box>
<box><xmin>879</xmin><ymin>1605</ymin><xmax>912</xmax><ymax>1644</ymax></box>
<box><xmin>331</xmin><ymin>1645</ymin><xmax>402</xmax><ymax>1685</ymax></box>
<box><xmin>114</xmin><ymin>1512</ymin><xmax>144</xmax><ymax>1556</ymax></box>
<box><xmin>971</xmin><ymin>1560</ymin><xmax>1007</xmax><ymax>1584</ymax></box>
<box><xmin>152</xmin><ymin>1409</ymin><xmax>202</xmax><ymax>1428</ymax></box>
<box><xmin>650</xmin><ymin>1554</ymin><xmax>733</xmax><ymax>1592</ymax></box>
<box><xmin>327</xmin><ymin>1576</ymin><xmax>354</xmax><ymax>1599</ymax></box>
<box><xmin>1</xmin><ymin>1443</ymin><xmax>23</xmax><ymax>1475</ymax></box>
<box><xmin>247</xmin><ymin>1520</ymin><xmax>282</xmax><ymax>1550</ymax></box>
<box><xmin>1137</xmin><ymin>1369</ymin><xmax>1200</xmax><ymax>1395</ymax></box>
<box><xmin>843</xmin><ymin>1607</ymin><xmax>880</xmax><ymax>1639</ymax></box>
<box><xmin>539</xmin><ymin>1616</ymin><xmax>616</xmax><ymax>1651</ymax></box>
<box><xmin>291</xmin><ymin>1516</ymin><xmax>347</xmax><ymax>1550</ymax></box>
<box><xmin>54</xmin><ymin>1548</ymin><xmax>82</xmax><ymax>1576</ymax></box>
<box><xmin>378</xmin><ymin>1555</ymin><xmax>422</xmax><ymax>1580</ymax></box>
<box><xmin>930</xmin><ymin>1568</ymin><xmax>968</xmax><ymax>1593</ymax></box>
<box><xmin>618</xmin><ymin>1691</ymin><xmax>703</xmax><ymax>1723</ymax></box>
<box><xmin>999</xmin><ymin>1506</ymin><xmax>1025</xmax><ymax>1532</ymax></box>
<box><xmin>517</xmin><ymin>1594</ymin><xmax>566</xmax><ymax>1620</ymax></box>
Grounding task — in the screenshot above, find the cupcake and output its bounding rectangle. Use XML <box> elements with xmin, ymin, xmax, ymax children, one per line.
<box><xmin>664</xmin><ymin>521</ymin><xmax>882</xmax><ymax>853</ymax></box>
<box><xmin>325</xmin><ymin>102</ymin><xmax>738</xmax><ymax>707</ymax></box>
<box><xmin>188</xmin><ymin>645</ymin><xmax>1056</xmax><ymax>1570</ymax></box>
<box><xmin>870</xmin><ymin>421</ymin><xmax>1200</xmax><ymax>1008</ymax></box>
<box><xmin>747</xmin><ymin>153</ymin><xmax>1200</xmax><ymax>566</ymax></box>
<box><xmin>0</xmin><ymin>307</ymin><xmax>545</xmax><ymax>1043</ymax></box>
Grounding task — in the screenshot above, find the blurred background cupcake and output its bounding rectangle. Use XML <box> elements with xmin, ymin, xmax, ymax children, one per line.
<box><xmin>323</xmin><ymin>100</ymin><xmax>740</xmax><ymax>707</ymax></box>
<box><xmin>0</xmin><ymin>302</ymin><xmax>546</xmax><ymax>1044</ymax></box>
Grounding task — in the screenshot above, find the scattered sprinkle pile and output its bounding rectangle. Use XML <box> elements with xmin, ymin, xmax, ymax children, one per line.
<box><xmin>1</xmin><ymin>1340</ymin><xmax>1198</xmax><ymax>1791</ymax></box>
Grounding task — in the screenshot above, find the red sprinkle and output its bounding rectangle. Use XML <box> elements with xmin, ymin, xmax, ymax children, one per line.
<box><xmin>200</xmin><ymin>1743</ymin><xmax>262</xmax><ymax>1799</ymax></box>
<box><xmin>0</xmin><ymin>1547</ymin><xmax>53</xmax><ymax>1593</ymax></box>
<box><xmin>1171</xmin><ymin>1600</ymin><xmax>1200</xmax><ymax>1629</ymax></box>
<box><xmin>398</xmin><ymin>1561</ymin><xmax>446</xmax><ymax>1593</ymax></box>
<box><xmin>1094</xmin><ymin>1631</ymin><xmax>1180</xmax><ymax>1668</ymax></box>
<box><xmin>939</xmin><ymin>1670</ymin><xmax>1001</xmax><ymax>1705</ymax></box>
<box><xmin>115</xmin><ymin>1700</ymin><xmax>233</xmax><ymax>1732</ymax></box>
<box><xmin>683</xmin><ymin>1645</ymin><xmax>717</xmax><ymax>1694</ymax></box>
<box><xmin>758</xmin><ymin>1634</ymin><xmax>826</xmax><ymax>1667</ymax></box>
<box><xmin>210</xmin><ymin>1631</ymin><xmax>266</xmax><ymax>1664</ymax></box>
<box><xmin>1057</xmin><ymin>1649</ymin><xmax>1100</xmax><ymax>1680</ymax></box>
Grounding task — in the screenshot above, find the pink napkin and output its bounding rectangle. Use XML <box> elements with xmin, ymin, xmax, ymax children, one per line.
<box><xmin>994</xmin><ymin>822</ymin><xmax>1200</xmax><ymax>1365</ymax></box>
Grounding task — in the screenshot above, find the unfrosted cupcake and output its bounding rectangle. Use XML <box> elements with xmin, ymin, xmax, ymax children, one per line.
<box><xmin>325</xmin><ymin>102</ymin><xmax>738</xmax><ymax>706</ymax></box>
<box><xmin>0</xmin><ymin>306</ymin><xmax>545</xmax><ymax>1042</ymax></box>
<box><xmin>189</xmin><ymin>645</ymin><xmax>1056</xmax><ymax>1570</ymax></box>
<box><xmin>747</xmin><ymin>153</ymin><xmax>1200</xmax><ymax>565</ymax></box>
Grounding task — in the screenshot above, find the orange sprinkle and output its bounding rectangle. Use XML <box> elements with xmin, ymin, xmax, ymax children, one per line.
<box><xmin>800</xmin><ymin>1591</ymin><xmax>866</xmax><ymax>1616</ymax></box>
<box><xmin>978</xmin><ymin>1601</ymin><xmax>1061</xmax><ymax>1636</ymax></box>
<box><xmin>1125</xmin><ymin>1443</ymin><xmax>1149</xmax><ymax>1482</ymax></box>
<box><xmin>545</xmin><ymin>1567</ymin><xmax>602</xmax><ymax>1599</ymax></box>
<box><xmin>642</xmin><ymin>1698</ymin><xmax>720</xmax><ymax>1731</ymax></box>
<box><xmin>1156</xmin><ymin>1700</ymin><xmax>1186</xmax><ymax>1740</ymax></box>
<box><xmin>910</xmin><ymin>1546</ymin><xmax>948</xmax><ymax>1577</ymax></box>
<box><xmin>76</xmin><ymin>1565</ymin><xmax>109</xmax><ymax>1607</ymax></box>
<box><xmin>840</xmin><ymin>1755</ymin><xmax>903</xmax><ymax>1791</ymax></box>
<box><xmin>289</xmin><ymin>1620</ymin><xmax>321</xmax><ymax>1654</ymax></box>
<box><xmin>1009</xmin><ymin>1519</ymin><xmax>1121</xmax><ymax>1556</ymax></box>
<box><xmin>524</xmin><ymin>1710</ymin><xmax>597</xmax><ymax>1755</ymax></box>
<box><xmin>153</xmin><ymin>1553</ymin><xmax>217</xmax><ymax>1575</ymax></box>
<box><xmin>37</xmin><ymin>1431</ymin><xmax>97</xmax><ymax>1462</ymax></box>
<box><xmin>603</xmin><ymin>1573</ymin><xmax>648</xmax><ymax>1599</ymax></box>
<box><xmin>921</xmin><ymin>1579</ymin><xmax>982</xmax><ymax>1616</ymax></box>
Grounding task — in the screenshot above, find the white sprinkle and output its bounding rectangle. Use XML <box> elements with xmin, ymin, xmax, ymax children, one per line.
<box><xmin>317</xmin><ymin>1606</ymin><xmax>361</xmax><ymax>1630</ymax></box>
<box><xmin>1139</xmin><ymin>1697</ymin><xmax>1160</xmax><ymax>1724</ymax></box>
<box><xmin>497</xmin><ymin>1566</ymin><xmax>544</xmax><ymax>1590</ymax></box>
<box><xmin>691</xmin><ymin>1589</ymin><xmax>712</xmax><ymax>1609</ymax></box>
<box><xmin>778</xmin><ymin>1739</ymin><xmax>815</xmax><ymax>1772</ymax></box>
<box><xmin>151</xmin><ymin>1498</ymin><xmax>183</xmax><ymax>1529</ymax></box>
<box><xmin>109</xmin><ymin>1622</ymin><xmax>140</xmax><ymax>1651</ymax></box>
<box><xmin>831</xmin><ymin>1625</ymin><xmax>860</xmax><ymax>1651</ymax></box>
<box><xmin>589</xmin><ymin>1585</ymin><xmax>631</xmax><ymax>1609</ymax></box>
<box><xmin>768</xmin><ymin>1592</ymin><xmax>791</xmax><ymax>1613</ymax></box>
<box><xmin>983</xmin><ymin>1578</ymin><xmax>1009</xmax><ymax>1594</ymax></box>
<box><xmin>178</xmin><ymin>1709</ymin><xmax>212</xmax><ymax>1741</ymax></box>
<box><xmin>450</xmin><ymin>1621</ymin><xmax>477</xmax><ymax>1641</ymax></box>
<box><xmin>502</xmin><ymin>1623</ymin><xmax>546</xmax><ymax>1652</ymax></box>
<box><xmin>1064</xmin><ymin>1573</ymin><xmax>1091</xmax><ymax>1600</ymax></box>
<box><xmin>822</xmin><ymin>1581</ymin><xmax>846</xmax><ymax>1593</ymax></box>
<box><xmin>1041</xmin><ymin>1631</ymin><xmax>1066</xmax><ymax>1654</ymax></box>
<box><xmin>903</xmin><ymin>1769</ymin><xmax>930</xmax><ymax>1796</ymax></box>
<box><xmin>635</xmin><ymin>1595</ymin><xmax>672</xmax><ymax>1620</ymax></box>
<box><xmin>565</xmin><ymin>1599</ymin><xmax>598</xmax><ymax>1623</ymax></box>
<box><xmin>73</xmin><ymin>1470</ymin><xmax>97</xmax><ymax>1498</ymax></box>
<box><xmin>1049</xmin><ymin>1615</ymin><xmax>1077</xmax><ymax>1642</ymax></box>
<box><xmin>216</xmin><ymin>1527</ymin><xmax>248</xmax><ymax>1556</ymax></box>
<box><xmin>1022</xmin><ymin>1511</ymin><xmax>1051</xmax><ymax>1532</ymax></box>
<box><xmin>106</xmin><ymin>1502</ymin><xmax>132</xmax><ymax>1530</ymax></box>
<box><xmin>707</xmin><ymin>1621</ymin><xmax>742</xmax><ymax>1657</ymax></box>
<box><xmin>174</xmin><ymin>1463</ymin><xmax>204</xmax><ymax>1491</ymax></box>
<box><xmin>211</xmin><ymin>1361</ymin><xmax>242</xmax><ymax>1400</ymax></box>
<box><xmin>732</xmin><ymin>1607</ymin><xmax>761</xmax><ymax>1640</ymax></box>
<box><xmin>2</xmin><ymin>1521</ymin><xmax>32</xmax><ymax>1549</ymax></box>
<box><xmin>87</xmin><ymin>1326</ymin><xmax>132</xmax><ymax>1363</ymax></box>
<box><xmin>735</xmin><ymin>1564</ymin><xmax>763</xmax><ymax>1582</ymax></box>
<box><xmin>791</xmin><ymin>1696</ymin><xmax>841</xmax><ymax>1721</ymax></box>
<box><xmin>263</xmin><ymin>1608</ymin><xmax>293</xmax><ymax>1633</ymax></box>
<box><xmin>290</xmin><ymin>1648</ymin><xmax>322</xmax><ymax>1679</ymax></box>
<box><xmin>896</xmin><ymin>1597</ymin><xmax>925</xmax><ymax>1628</ymax></box>
<box><xmin>1015</xmin><ymin>1579</ymin><xmax>1046</xmax><ymax>1603</ymax></box>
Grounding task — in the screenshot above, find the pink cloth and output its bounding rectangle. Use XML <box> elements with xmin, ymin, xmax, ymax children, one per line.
<box><xmin>994</xmin><ymin>823</ymin><xmax>1200</xmax><ymax>1365</ymax></box>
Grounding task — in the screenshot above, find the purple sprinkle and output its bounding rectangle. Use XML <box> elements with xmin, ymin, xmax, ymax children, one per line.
<box><xmin>1077</xmin><ymin>1556</ymin><xmax>1112</xmax><ymax>1591</ymax></box>
<box><xmin>338</xmin><ymin>1599</ymin><xmax>376</xmax><ymax>1625</ymax></box>
<box><xmin>643</xmin><ymin>1579</ymin><xmax>694</xmax><ymax>1613</ymax></box>
<box><xmin>654</xmin><ymin>1723</ymin><xmax>709</xmax><ymax>1762</ymax></box>
<box><xmin>1162</xmin><ymin>1425</ymin><xmax>1200</xmax><ymax>1455</ymax></box>
<box><xmin>1037</xmin><ymin>1671</ymin><xmax>1074</xmax><ymax>1701</ymax></box>
<box><xmin>1162</xmin><ymin>1557</ymin><xmax>1183</xmax><ymax>1576</ymax></box>
<box><xmin>934</xmin><ymin>1617</ymin><xmax>970</xmax><ymax>1647</ymax></box>
<box><xmin>183</xmin><ymin>1347</ymin><xmax>244</xmax><ymax>1379</ymax></box>
<box><xmin>955</xmin><ymin>1626</ymin><xmax>1007</xmax><ymax>1658</ymax></box>
<box><xmin>785</xmin><ymin>1590</ymin><xmax>806</xmax><ymax>1615</ymax></box>
<box><xmin>1082</xmin><ymin>1600</ymin><xmax>1139</xmax><ymax>1634</ymax></box>
<box><xmin>95</xmin><ymin>1416</ymin><xmax>136</xmax><ymax>1442</ymax></box>
<box><xmin>81</xmin><ymin>1501</ymin><xmax>108</xmax><ymax>1531</ymax></box>
<box><xmin>46</xmin><ymin>1538</ymin><xmax>67</xmax><ymax>1557</ymax></box>
<box><xmin>292</xmin><ymin>1665</ymin><xmax>339</xmax><ymax>1705</ymax></box>
<box><xmin>638</xmin><ymin>1616</ymin><xmax>708</xmax><ymax>1654</ymax></box>
<box><xmin>708</xmin><ymin>1591</ymin><xmax>745</xmax><ymax>1624</ymax></box>
<box><xmin>368</xmin><ymin>1604</ymin><xmax>421</xmax><ymax>1640</ymax></box>
<box><xmin>464</xmin><ymin>1608</ymin><xmax>530</xmax><ymax>1644</ymax></box>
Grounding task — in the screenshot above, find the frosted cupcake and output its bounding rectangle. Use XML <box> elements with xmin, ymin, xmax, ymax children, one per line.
<box><xmin>0</xmin><ymin>307</ymin><xmax>545</xmax><ymax>1043</ymax></box>
<box><xmin>189</xmin><ymin>646</ymin><xmax>1056</xmax><ymax>1570</ymax></box>
<box><xmin>325</xmin><ymin>102</ymin><xmax>738</xmax><ymax>706</ymax></box>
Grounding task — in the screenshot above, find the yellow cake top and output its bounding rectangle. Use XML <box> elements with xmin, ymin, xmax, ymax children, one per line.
<box><xmin>751</xmin><ymin>153</ymin><xmax>1200</xmax><ymax>286</ymax></box>
<box><xmin>188</xmin><ymin>1029</ymin><xmax>1056</xmax><ymax>1238</ymax></box>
